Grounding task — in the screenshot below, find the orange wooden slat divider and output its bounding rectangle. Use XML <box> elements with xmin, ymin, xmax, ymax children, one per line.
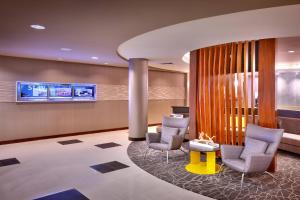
<box><xmin>207</xmin><ymin>47</ymin><xmax>214</xmax><ymax>137</ymax></box>
<box><xmin>200</xmin><ymin>49</ymin><xmax>206</xmax><ymax>134</ymax></box>
<box><xmin>212</xmin><ymin>46</ymin><xmax>219</xmax><ymax>141</ymax></box>
<box><xmin>218</xmin><ymin>45</ymin><xmax>225</xmax><ymax>144</ymax></box>
<box><xmin>244</xmin><ymin>42</ymin><xmax>249</xmax><ymax>128</ymax></box>
<box><xmin>230</xmin><ymin>43</ymin><xmax>237</xmax><ymax>145</ymax></box>
<box><xmin>251</xmin><ymin>41</ymin><xmax>256</xmax><ymax>124</ymax></box>
<box><xmin>196</xmin><ymin>50</ymin><xmax>202</xmax><ymax>133</ymax></box>
<box><xmin>237</xmin><ymin>42</ymin><xmax>243</xmax><ymax>145</ymax></box>
<box><xmin>224</xmin><ymin>44</ymin><xmax>231</xmax><ymax>144</ymax></box>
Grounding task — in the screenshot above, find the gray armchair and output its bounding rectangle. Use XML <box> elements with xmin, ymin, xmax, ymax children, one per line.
<box><xmin>220</xmin><ymin>123</ymin><xmax>283</xmax><ymax>186</ymax></box>
<box><xmin>145</xmin><ymin>116</ymin><xmax>189</xmax><ymax>163</ymax></box>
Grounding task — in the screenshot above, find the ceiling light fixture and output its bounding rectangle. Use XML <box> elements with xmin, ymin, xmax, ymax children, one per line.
<box><xmin>288</xmin><ymin>50</ymin><xmax>295</xmax><ymax>53</ymax></box>
<box><xmin>91</xmin><ymin>56</ymin><xmax>99</xmax><ymax>60</ymax></box>
<box><xmin>104</xmin><ymin>62</ymin><xmax>109</xmax><ymax>65</ymax></box>
<box><xmin>30</xmin><ymin>24</ymin><xmax>46</xmax><ymax>30</ymax></box>
<box><xmin>60</xmin><ymin>48</ymin><xmax>72</xmax><ymax>51</ymax></box>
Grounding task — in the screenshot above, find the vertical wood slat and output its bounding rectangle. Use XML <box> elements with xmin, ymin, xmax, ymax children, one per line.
<box><xmin>207</xmin><ymin>47</ymin><xmax>214</xmax><ymax>137</ymax></box>
<box><xmin>212</xmin><ymin>46</ymin><xmax>219</xmax><ymax>141</ymax></box>
<box><xmin>218</xmin><ymin>45</ymin><xmax>225</xmax><ymax>144</ymax></box>
<box><xmin>258</xmin><ymin>38</ymin><xmax>277</xmax><ymax>172</ymax></box>
<box><xmin>237</xmin><ymin>42</ymin><xmax>243</xmax><ymax>145</ymax></box>
<box><xmin>251</xmin><ymin>41</ymin><xmax>256</xmax><ymax>124</ymax></box>
<box><xmin>200</xmin><ymin>49</ymin><xmax>206</xmax><ymax>134</ymax></box>
<box><xmin>224</xmin><ymin>44</ymin><xmax>231</xmax><ymax>144</ymax></box>
<box><xmin>230</xmin><ymin>43</ymin><xmax>237</xmax><ymax>144</ymax></box>
<box><xmin>203</xmin><ymin>48</ymin><xmax>210</xmax><ymax>133</ymax></box>
<box><xmin>244</xmin><ymin>42</ymin><xmax>249</xmax><ymax>127</ymax></box>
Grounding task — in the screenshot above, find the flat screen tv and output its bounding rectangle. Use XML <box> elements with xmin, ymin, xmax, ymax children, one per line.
<box><xmin>73</xmin><ymin>84</ymin><xmax>96</xmax><ymax>100</ymax></box>
<box><xmin>17</xmin><ymin>82</ymin><xmax>48</xmax><ymax>101</ymax></box>
<box><xmin>16</xmin><ymin>81</ymin><xmax>97</xmax><ymax>102</ymax></box>
<box><xmin>48</xmin><ymin>84</ymin><xmax>72</xmax><ymax>99</ymax></box>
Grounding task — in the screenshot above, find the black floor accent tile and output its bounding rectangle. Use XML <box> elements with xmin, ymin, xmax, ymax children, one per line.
<box><xmin>34</xmin><ymin>189</ymin><xmax>89</xmax><ymax>200</ymax></box>
<box><xmin>0</xmin><ymin>158</ymin><xmax>20</xmax><ymax>167</ymax></box>
<box><xmin>58</xmin><ymin>139</ymin><xmax>82</xmax><ymax>145</ymax></box>
<box><xmin>90</xmin><ymin>161</ymin><xmax>129</xmax><ymax>174</ymax></box>
<box><xmin>95</xmin><ymin>142</ymin><xmax>121</xmax><ymax>149</ymax></box>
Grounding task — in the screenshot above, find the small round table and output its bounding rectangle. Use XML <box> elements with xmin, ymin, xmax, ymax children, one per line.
<box><xmin>185</xmin><ymin>140</ymin><xmax>221</xmax><ymax>175</ymax></box>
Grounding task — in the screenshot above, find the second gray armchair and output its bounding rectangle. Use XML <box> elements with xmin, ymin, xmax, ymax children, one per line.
<box><xmin>145</xmin><ymin>116</ymin><xmax>189</xmax><ymax>163</ymax></box>
<box><xmin>220</xmin><ymin>123</ymin><xmax>283</xmax><ymax>187</ymax></box>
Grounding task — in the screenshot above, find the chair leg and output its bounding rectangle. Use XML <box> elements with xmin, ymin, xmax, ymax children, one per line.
<box><xmin>144</xmin><ymin>148</ymin><xmax>149</xmax><ymax>160</ymax></box>
<box><xmin>166</xmin><ymin>151</ymin><xmax>169</xmax><ymax>164</ymax></box>
<box><xmin>218</xmin><ymin>163</ymin><xmax>224</xmax><ymax>178</ymax></box>
<box><xmin>264</xmin><ymin>171</ymin><xmax>277</xmax><ymax>180</ymax></box>
<box><xmin>241</xmin><ymin>173</ymin><xmax>245</xmax><ymax>188</ymax></box>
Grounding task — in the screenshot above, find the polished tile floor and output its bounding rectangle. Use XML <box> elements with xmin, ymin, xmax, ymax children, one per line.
<box><xmin>0</xmin><ymin>128</ymin><xmax>212</xmax><ymax>200</ymax></box>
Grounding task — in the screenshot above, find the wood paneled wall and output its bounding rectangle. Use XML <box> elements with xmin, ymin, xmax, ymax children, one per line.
<box><xmin>189</xmin><ymin>38</ymin><xmax>277</xmax><ymax>170</ymax></box>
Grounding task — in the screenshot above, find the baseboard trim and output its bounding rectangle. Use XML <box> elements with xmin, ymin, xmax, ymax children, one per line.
<box><xmin>128</xmin><ymin>137</ymin><xmax>146</xmax><ymax>141</ymax></box>
<box><xmin>0</xmin><ymin>123</ymin><xmax>161</xmax><ymax>145</ymax></box>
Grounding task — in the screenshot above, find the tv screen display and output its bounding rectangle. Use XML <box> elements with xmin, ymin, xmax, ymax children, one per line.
<box><xmin>73</xmin><ymin>85</ymin><xmax>96</xmax><ymax>100</ymax></box>
<box><xmin>19</xmin><ymin>82</ymin><xmax>48</xmax><ymax>99</ymax></box>
<box><xmin>48</xmin><ymin>84</ymin><xmax>72</xmax><ymax>98</ymax></box>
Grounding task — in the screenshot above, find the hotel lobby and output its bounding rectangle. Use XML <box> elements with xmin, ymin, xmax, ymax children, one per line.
<box><xmin>0</xmin><ymin>1</ymin><xmax>300</xmax><ymax>200</ymax></box>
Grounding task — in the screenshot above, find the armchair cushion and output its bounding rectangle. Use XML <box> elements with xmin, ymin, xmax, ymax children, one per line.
<box><xmin>161</xmin><ymin>126</ymin><xmax>179</xmax><ymax>143</ymax></box>
<box><xmin>146</xmin><ymin>132</ymin><xmax>161</xmax><ymax>144</ymax></box>
<box><xmin>240</xmin><ymin>138</ymin><xmax>268</xmax><ymax>160</ymax></box>
<box><xmin>221</xmin><ymin>145</ymin><xmax>244</xmax><ymax>159</ymax></box>
<box><xmin>168</xmin><ymin>135</ymin><xmax>183</xmax><ymax>150</ymax></box>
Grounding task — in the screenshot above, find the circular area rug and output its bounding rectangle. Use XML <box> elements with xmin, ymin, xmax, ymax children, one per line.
<box><xmin>127</xmin><ymin>141</ymin><xmax>300</xmax><ymax>200</ymax></box>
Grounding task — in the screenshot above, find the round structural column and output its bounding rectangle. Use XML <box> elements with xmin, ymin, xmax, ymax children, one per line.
<box><xmin>128</xmin><ymin>58</ymin><xmax>148</xmax><ymax>141</ymax></box>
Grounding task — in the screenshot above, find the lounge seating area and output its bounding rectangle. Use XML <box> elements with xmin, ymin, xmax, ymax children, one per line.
<box><xmin>278</xmin><ymin>110</ymin><xmax>300</xmax><ymax>154</ymax></box>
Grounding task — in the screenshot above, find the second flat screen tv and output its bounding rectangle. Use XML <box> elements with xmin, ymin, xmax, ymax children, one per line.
<box><xmin>73</xmin><ymin>84</ymin><xmax>96</xmax><ymax>100</ymax></box>
<box><xmin>48</xmin><ymin>84</ymin><xmax>72</xmax><ymax>99</ymax></box>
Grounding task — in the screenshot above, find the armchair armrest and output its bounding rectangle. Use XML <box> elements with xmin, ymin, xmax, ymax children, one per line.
<box><xmin>245</xmin><ymin>153</ymin><xmax>273</xmax><ymax>173</ymax></box>
<box><xmin>146</xmin><ymin>132</ymin><xmax>161</xmax><ymax>144</ymax></box>
<box><xmin>221</xmin><ymin>145</ymin><xmax>244</xmax><ymax>160</ymax></box>
<box><xmin>168</xmin><ymin>135</ymin><xmax>183</xmax><ymax>150</ymax></box>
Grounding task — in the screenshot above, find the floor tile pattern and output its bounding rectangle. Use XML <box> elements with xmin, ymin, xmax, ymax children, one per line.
<box><xmin>0</xmin><ymin>158</ymin><xmax>20</xmax><ymax>167</ymax></box>
<box><xmin>34</xmin><ymin>188</ymin><xmax>89</xmax><ymax>200</ymax></box>
<box><xmin>58</xmin><ymin>139</ymin><xmax>83</xmax><ymax>145</ymax></box>
<box><xmin>90</xmin><ymin>161</ymin><xmax>129</xmax><ymax>174</ymax></box>
<box><xmin>95</xmin><ymin>142</ymin><xmax>121</xmax><ymax>149</ymax></box>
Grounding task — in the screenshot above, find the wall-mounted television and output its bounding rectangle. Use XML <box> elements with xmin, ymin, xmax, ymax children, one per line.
<box><xmin>16</xmin><ymin>81</ymin><xmax>97</xmax><ymax>102</ymax></box>
<box><xmin>17</xmin><ymin>82</ymin><xmax>48</xmax><ymax>101</ymax></box>
<box><xmin>49</xmin><ymin>84</ymin><xmax>72</xmax><ymax>99</ymax></box>
<box><xmin>73</xmin><ymin>84</ymin><xmax>96</xmax><ymax>101</ymax></box>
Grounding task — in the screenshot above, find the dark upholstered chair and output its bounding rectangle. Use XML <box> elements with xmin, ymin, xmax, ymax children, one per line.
<box><xmin>145</xmin><ymin>116</ymin><xmax>189</xmax><ymax>163</ymax></box>
<box><xmin>220</xmin><ymin>124</ymin><xmax>283</xmax><ymax>186</ymax></box>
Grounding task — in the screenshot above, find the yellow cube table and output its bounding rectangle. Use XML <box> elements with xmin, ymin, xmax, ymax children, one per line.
<box><xmin>185</xmin><ymin>141</ymin><xmax>221</xmax><ymax>175</ymax></box>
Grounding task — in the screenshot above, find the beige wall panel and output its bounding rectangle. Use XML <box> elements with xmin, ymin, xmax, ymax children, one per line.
<box><xmin>148</xmin><ymin>99</ymin><xmax>185</xmax><ymax>124</ymax></box>
<box><xmin>0</xmin><ymin>56</ymin><xmax>186</xmax><ymax>142</ymax></box>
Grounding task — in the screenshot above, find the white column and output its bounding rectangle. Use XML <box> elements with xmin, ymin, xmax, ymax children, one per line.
<box><xmin>128</xmin><ymin>58</ymin><xmax>148</xmax><ymax>141</ymax></box>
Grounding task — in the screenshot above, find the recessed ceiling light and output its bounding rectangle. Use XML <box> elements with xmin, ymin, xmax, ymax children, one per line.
<box><xmin>91</xmin><ymin>56</ymin><xmax>98</xmax><ymax>60</ymax></box>
<box><xmin>60</xmin><ymin>48</ymin><xmax>72</xmax><ymax>51</ymax></box>
<box><xmin>288</xmin><ymin>50</ymin><xmax>295</xmax><ymax>53</ymax></box>
<box><xmin>104</xmin><ymin>62</ymin><xmax>109</xmax><ymax>65</ymax></box>
<box><xmin>30</xmin><ymin>24</ymin><xmax>46</xmax><ymax>30</ymax></box>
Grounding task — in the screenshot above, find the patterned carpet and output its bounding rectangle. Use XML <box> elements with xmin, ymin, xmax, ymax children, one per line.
<box><xmin>127</xmin><ymin>141</ymin><xmax>300</xmax><ymax>200</ymax></box>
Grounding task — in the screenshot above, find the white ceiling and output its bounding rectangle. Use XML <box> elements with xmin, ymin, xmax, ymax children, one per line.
<box><xmin>118</xmin><ymin>5</ymin><xmax>300</xmax><ymax>72</ymax></box>
<box><xmin>0</xmin><ymin>1</ymin><xmax>300</xmax><ymax>71</ymax></box>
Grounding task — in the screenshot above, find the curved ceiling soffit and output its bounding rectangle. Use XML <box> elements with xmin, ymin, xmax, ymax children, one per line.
<box><xmin>118</xmin><ymin>4</ymin><xmax>300</xmax><ymax>72</ymax></box>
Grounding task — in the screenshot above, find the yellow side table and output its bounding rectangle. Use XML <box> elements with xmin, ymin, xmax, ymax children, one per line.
<box><xmin>185</xmin><ymin>141</ymin><xmax>221</xmax><ymax>175</ymax></box>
